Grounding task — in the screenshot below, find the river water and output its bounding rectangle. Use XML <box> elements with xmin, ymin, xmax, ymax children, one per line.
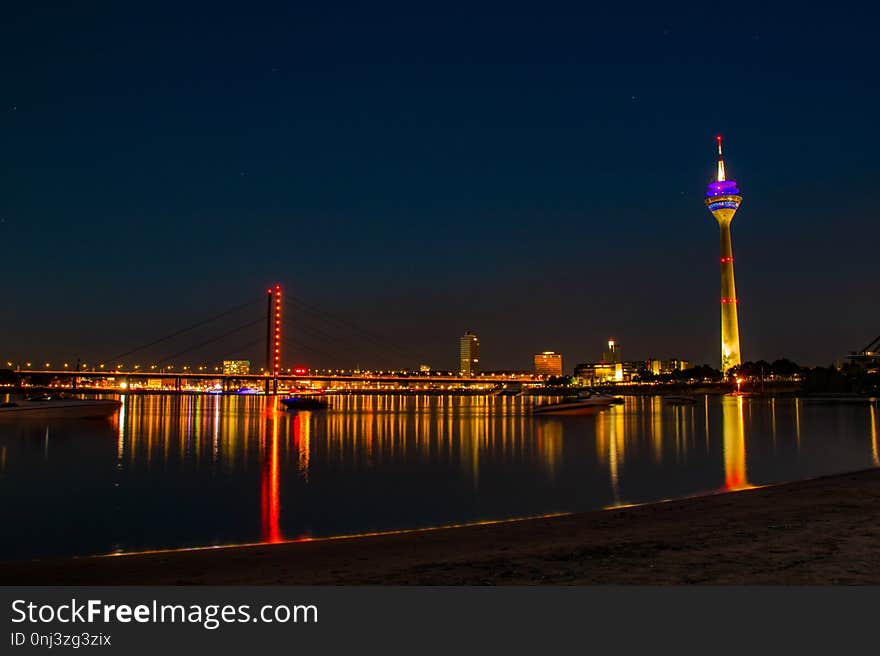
<box><xmin>0</xmin><ymin>393</ymin><xmax>877</xmax><ymax>560</ymax></box>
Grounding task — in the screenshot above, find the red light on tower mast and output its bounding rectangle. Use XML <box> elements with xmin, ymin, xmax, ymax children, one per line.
<box><xmin>273</xmin><ymin>285</ymin><xmax>282</xmax><ymax>376</ymax></box>
<box><xmin>266</xmin><ymin>284</ymin><xmax>283</xmax><ymax>378</ymax></box>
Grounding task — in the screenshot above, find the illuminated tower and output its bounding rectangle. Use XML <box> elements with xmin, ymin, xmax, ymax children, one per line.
<box><xmin>266</xmin><ymin>284</ymin><xmax>282</xmax><ymax>377</ymax></box>
<box><xmin>705</xmin><ymin>136</ymin><xmax>742</xmax><ymax>373</ymax></box>
<box><xmin>459</xmin><ymin>331</ymin><xmax>479</xmax><ymax>376</ymax></box>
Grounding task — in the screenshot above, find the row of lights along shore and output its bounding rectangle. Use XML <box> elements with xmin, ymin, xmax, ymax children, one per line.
<box><xmin>4</xmin><ymin>360</ymin><xmax>544</xmax><ymax>379</ymax></box>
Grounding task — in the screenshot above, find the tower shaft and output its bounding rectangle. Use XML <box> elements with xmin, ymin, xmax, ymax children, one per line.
<box><xmin>705</xmin><ymin>135</ymin><xmax>743</xmax><ymax>374</ymax></box>
<box><xmin>717</xmin><ymin>216</ymin><xmax>741</xmax><ymax>372</ymax></box>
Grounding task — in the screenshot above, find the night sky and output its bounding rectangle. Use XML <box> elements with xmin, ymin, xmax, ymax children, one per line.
<box><xmin>2</xmin><ymin>2</ymin><xmax>878</xmax><ymax>371</ymax></box>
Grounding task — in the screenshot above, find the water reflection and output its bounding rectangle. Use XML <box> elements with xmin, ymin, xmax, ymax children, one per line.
<box><xmin>871</xmin><ymin>404</ymin><xmax>878</xmax><ymax>466</ymax></box>
<box><xmin>260</xmin><ymin>410</ymin><xmax>282</xmax><ymax>543</ymax></box>
<box><xmin>535</xmin><ymin>420</ymin><xmax>563</xmax><ymax>481</ymax></box>
<box><xmin>722</xmin><ymin>395</ymin><xmax>750</xmax><ymax>491</ymax></box>
<box><xmin>595</xmin><ymin>404</ymin><xmax>626</xmax><ymax>504</ymax></box>
<box><xmin>0</xmin><ymin>393</ymin><xmax>878</xmax><ymax>560</ymax></box>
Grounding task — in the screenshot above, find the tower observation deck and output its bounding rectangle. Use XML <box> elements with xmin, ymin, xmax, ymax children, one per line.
<box><xmin>705</xmin><ymin>135</ymin><xmax>743</xmax><ymax>374</ymax></box>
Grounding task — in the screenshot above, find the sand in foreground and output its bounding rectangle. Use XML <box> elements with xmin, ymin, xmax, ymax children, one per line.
<box><xmin>3</xmin><ymin>469</ymin><xmax>880</xmax><ymax>585</ymax></box>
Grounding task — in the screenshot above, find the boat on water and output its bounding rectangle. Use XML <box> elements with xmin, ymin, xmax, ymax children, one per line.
<box><xmin>0</xmin><ymin>395</ymin><xmax>122</xmax><ymax>420</ymax></box>
<box><xmin>533</xmin><ymin>393</ymin><xmax>617</xmax><ymax>416</ymax></box>
<box><xmin>663</xmin><ymin>394</ymin><xmax>697</xmax><ymax>405</ymax></box>
<box><xmin>279</xmin><ymin>393</ymin><xmax>330</xmax><ymax>411</ymax></box>
<box><xmin>492</xmin><ymin>388</ymin><xmax>524</xmax><ymax>397</ymax></box>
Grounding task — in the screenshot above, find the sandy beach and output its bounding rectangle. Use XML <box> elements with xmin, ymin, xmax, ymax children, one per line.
<box><xmin>3</xmin><ymin>468</ymin><xmax>880</xmax><ymax>585</ymax></box>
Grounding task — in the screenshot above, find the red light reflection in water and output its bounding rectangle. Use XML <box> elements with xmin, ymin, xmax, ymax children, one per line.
<box><xmin>260</xmin><ymin>410</ymin><xmax>282</xmax><ymax>543</ymax></box>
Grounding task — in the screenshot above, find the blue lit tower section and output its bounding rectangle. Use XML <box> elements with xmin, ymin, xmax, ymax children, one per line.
<box><xmin>705</xmin><ymin>135</ymin><xmax>743</xmax><ymax>373</ymax></box>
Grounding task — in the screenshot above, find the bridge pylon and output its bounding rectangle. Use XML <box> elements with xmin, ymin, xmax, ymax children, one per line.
<box><xmin>266</xmin><ymin>284</ymin><xmax>283</xmax><ymax>393</ymax></box>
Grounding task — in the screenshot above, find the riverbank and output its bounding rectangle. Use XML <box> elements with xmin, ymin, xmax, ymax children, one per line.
<box><xmin>3</xmin><ymin>468</ymin><xmax>880</xmax><ymax>585</ymax></box>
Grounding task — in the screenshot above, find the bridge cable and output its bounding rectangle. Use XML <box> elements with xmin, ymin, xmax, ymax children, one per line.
<box><xmin>101</xmin><ymin>297</ymin><xmax>263</xmax><ymax>365</ymax></box>
<box><xmin>154</xmin><ymin>318</ymin><xmax>265</xmax><ymax>366</ymax></box>
<box><xmin>283</xmin><ymin>296</ymin><xmax>423</xmax><ymax>364</ymax></box>
<box><xmin>861</xmin><ymin>334</ymin><xmax>880</xmax><ymax>353</ymax></box>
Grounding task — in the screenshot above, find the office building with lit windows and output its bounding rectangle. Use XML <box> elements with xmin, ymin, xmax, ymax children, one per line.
<box><xmin>222</xmin><ymin>360</ymin><xmax>251</xmax><ymax>376</ymax></box>
<box><xmin>534</xmin><ymin>352</ymin><xmax>563</xmax><ymax>377</ymax></box>
<box><xmin>574</xmin><ymin>361</ymin><xmax>631</xmax><ymax>384</ymax></box>
<box><xmin>646</xmin><ymin>358</ymin><xmax>691</xmax><ymax>375</ymax></box>
<box><xmin>459</xmin><ymin>331</ymin><xmax>480</xmax><ymax>376</ymax></box>
<box><xmin>573</xmin><ymin>338</ymin><xmax>640</xmax><ymax>384</ymax></box>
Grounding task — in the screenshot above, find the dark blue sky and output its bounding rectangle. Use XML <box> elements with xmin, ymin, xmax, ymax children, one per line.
<box><xmin>2</xmin><ymin>2</ymin><xmax>878</xmax><ymax>371</ymax></box>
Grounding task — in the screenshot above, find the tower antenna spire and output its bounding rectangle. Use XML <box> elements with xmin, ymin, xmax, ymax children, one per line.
<box><xmin>716</xmin><ymin>135</ymin><xmax>726</xmax><ymax>182</ymax></box>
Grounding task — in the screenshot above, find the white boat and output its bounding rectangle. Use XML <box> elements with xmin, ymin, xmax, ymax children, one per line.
<box><xmin>0</xmin><ymin>396</ymin><xmax>122</xmax><ymax>420</ymax></box>
<box><xmin>533</xmin><ymin>394</ymin><xmax>616</xmax><ymax>416</ymax></box>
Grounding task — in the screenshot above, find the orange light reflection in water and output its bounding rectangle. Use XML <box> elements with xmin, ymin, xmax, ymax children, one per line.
<box><xmin>871</xmin><ymin>405</ymin><xmax>878</xmax><ymax>467</ymax></box>
<box><xmin>722</xmin><ymin>395</ymin><xmax>752</xmax><ymax>491</ymax></box>
<box><xmin>86</xmin><ymin>392</ymin><xmax>795</xmax><ymax>558</ymax></box>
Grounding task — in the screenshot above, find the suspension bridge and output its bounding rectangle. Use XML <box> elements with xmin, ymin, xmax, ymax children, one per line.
<box><xmin>7</xmin><ymin>284</ymin><xmax>543</xmax><ymax>393</ymax></box>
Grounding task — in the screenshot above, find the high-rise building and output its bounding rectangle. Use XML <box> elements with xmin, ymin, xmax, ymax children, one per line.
<box><xmin>534</xmin><ymin>352</ymin><xmax>563</xmax><ymax>377</ymax></box>
<box><xmin>222</xmin><ymin>360</ymin><xmax>250</xmax><ymax>375</ymax></box>
<box><xmin>459</xmin><ymin>331</ymin><xmax>480</xmax><ymax>376</ymax></box>
<box><xmin>705</xmin><ymin>135</ymin><xmax>743</xmax><ymax>373</ymax></box>
<box><xmin>604</xmin><ymin>339</ymin><xmax>620</xmax><ymax>363</ymax></box>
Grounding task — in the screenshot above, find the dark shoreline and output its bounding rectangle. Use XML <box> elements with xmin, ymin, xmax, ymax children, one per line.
<box><xmin>4</xmin><ymin>468</ymin><xmax>880</xmax><ymax>585</ymax></box>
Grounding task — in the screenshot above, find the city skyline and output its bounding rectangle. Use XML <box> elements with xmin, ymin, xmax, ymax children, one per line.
<box><xmin>0</xmin><ymin>269</ymin><xmax>871</xmax><ymax>374</ymax></box>
<box><xmin>0</xmin><ymin>325</ymin><xmax>813</xmax><ymax>379</ymax></box>
<box><xmin>2</xmin><ymin>5</ymin><xmax>878</xmax><ymax>369</ymax></box>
